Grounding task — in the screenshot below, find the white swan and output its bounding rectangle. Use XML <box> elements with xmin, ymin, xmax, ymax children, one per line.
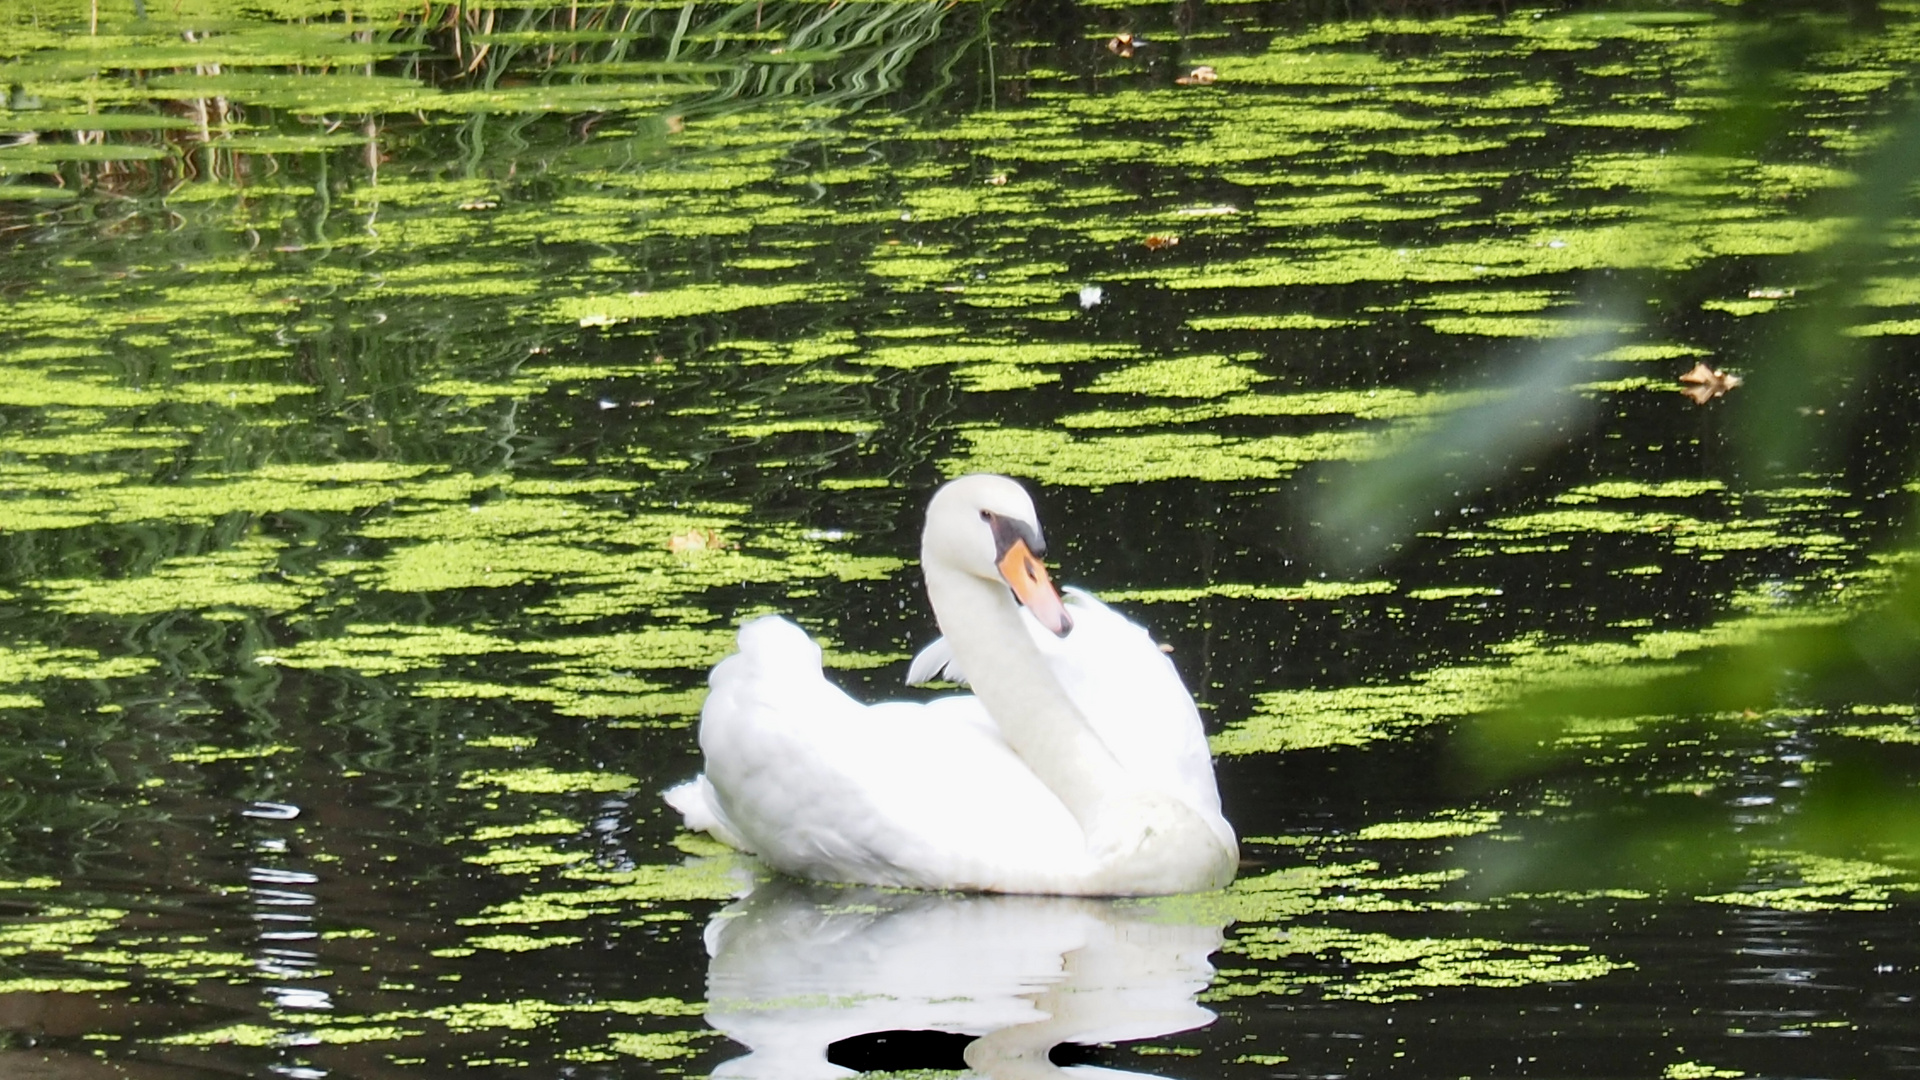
<box><xmin>665</xmin><ymin>474</ymin><xmax>1237</xmax><ymax>896</ymax></box>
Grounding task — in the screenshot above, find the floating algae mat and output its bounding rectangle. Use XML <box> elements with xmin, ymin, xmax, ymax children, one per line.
<box><xmin>3</xmin><ymin>1</ymin><xmax>1920</xmax><ymax>1077</ymax></box>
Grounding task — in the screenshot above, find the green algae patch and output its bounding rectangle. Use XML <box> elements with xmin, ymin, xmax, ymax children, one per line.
<box><xmin>1151</xmin><ymin>859</ymin><xmax>1463</xmax><ymax>927</ymax></box>
<box><xmin>856</xmin><ymin>341</ymin><xmax>1136</xmax><ymax>371</ymax></box>
<box><xmin>1555</xmin><ymin>480</ymin><xmax>1727</xmax><ymax>503</ymax></box>
<box><xmin>1148</xmin><ymin>845</ymin><xmax>1628</xmax><ymax>1004</ymax></box>
<box><xmin>462</xmin><ymin>856</ymin><xmax>749</xmax><ymax>926</ymax></box>
<box><xmin>1466</xmin><ymin>506</ymin><xmax>1840</xmax><ymax>558</ymax></box>
<box><xmin>608</xmin><ymin>1030</ymin><xmax>716</xmax><ymax>1061</ymax></box>
<box><xmin>258</xmin><ymin>625</ymin><xmax>514</xmax><ymax>677</ymax></box>
<box><xmin>170</xmin><ymin>744</ymin><xmax>294</xmax><ymax>764</ymax></box>
<box><xmin>0</xmin><ymin>976</ymin><xmax>132</xmax><ymax>993</ymax></box>
<box><xmin>35</xmin><ymin>538</ymin><xmax>317</xmax><ymax>617</ymax></box>
<box><xmin>952</xmin><ymin>425</ymin><xmax>1378</xmax><ymax>488</ymax></box>
<box><xmin>1407</xmin><ymin>586</ymin><xmax>1503</xmax><ymax>601</ymax></box>
<box><xmin>466</xmin><ymin>845</ymin><xmax>592</xmax><ymax>875</ymax></box>
<box><xmin>1426</xmin><ymin>315</ymin><xmax>1617</xmax><ymax>338</ymax></box>
<box><xmin>0</xmin><ymin>463</ymin><xmax>442</xmax><ymax>531</ymax></box>
<box><xmin>1666</xmin><ymin>1063</ymin><xmax>1747</xmax><ymax>1080</ymax></box>
<box><xmin>0</xmin><ymin>643</ymin><xmax>157</xmax><ymax>706</ymax></box>
<box><xmin>557</xmin><ymin>283</ymin><xmax>815</xmax><ymax>327</ymax></box>
<box><xmin>163</xmin><ymin>1023</ymin><xmax>285</xmax><ymax>1047</ymax></box>
<box><xmin>1186</xmin><ymin>313</ymin><xmax>1360</xmax><ymax>331</ymax></box>
<box><xmin>457</xmin><ymin>769</ymin><xmax>638</xmax><ymax>795</ymax></box>
<box><xmin>1060</xmin><ymin>386</ymin><xmax>1476</xmax><ymax>432</ymax></box>
<box><xmin>1596</xmin><ymin>343</ymin><xmax>1714</xmax><ymax>362</ymax></box>
<box><xmin>366</xmin><ymin>537</ymin><xmax>618</xmax><ymax>592</ymax></box>
<box><xmin>1218</xmin><ymin>924</ymin><xmax>1628</xmax><ymax>1003</ymax></box>
<box><xmin>1695</xmin><ymin>850</ymin><xmax>1920</xmax><ymax>912</ymax></box>
<box><xmin>1084</xmin><ymin>355</ymin><xmax>1268</xmax><ymax>398</ymax></box>
<box><xmin>1100</xmin><ymin>581</ymin><xmax>1394</xmax><ymax>604</ymax></box>
<box><xmin>1156</xmin><ymin>223</ymin><xmax>1703</xmax><ymax>291</ymax></box>
<box><xmin>953</xmin><ymin>364</ymin><xmax>1060</xmax><ymax>392</ymax></box>
<box><xmin>0</xmin><ymin>909</ymin><xmax>131</xmax><ymax>956</ymax></box>
<box><xmin>1354</xmin><ymin>810</ymin><xmax>1501</xmax><ymax>842</ymax></box>
<box><xmin>464</xmin><ymin>934</ymin><xmax>585</xmax><ymax>952</ymax></box>
<box><xmin>1206</xmin><ymin>46</ymin><xmax>1466</xmax><ymax>88</ymax></box>
<box><xmin>1829</xmin><ymin>705</ymin><xmax>1920</xmax><ymax>744</ymax></box>
<box><xmin>0</xmin><ymin>430</ymin><xmax>188</xmax><ymax>457</ymax></box>
<box><xmin>1214</xmin><ymin>599</ymin><xmax>1851</xmax><ymax>756</ymax></box>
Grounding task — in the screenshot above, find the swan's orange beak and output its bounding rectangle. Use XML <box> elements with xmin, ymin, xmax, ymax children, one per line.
<box><xmin>998</xmin><ymin>539</ymin><xmax>1073</xmax><ymax>637</ymax></box>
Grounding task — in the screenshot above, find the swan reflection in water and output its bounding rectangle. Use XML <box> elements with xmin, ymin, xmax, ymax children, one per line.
<box><xmin>702</xmin><ymin>877</ymin><xmax>1229</xmax><ymax>1079</ymax></box>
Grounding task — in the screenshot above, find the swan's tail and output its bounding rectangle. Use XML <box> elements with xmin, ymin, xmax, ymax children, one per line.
<box><xmin>664</xmin><ymin>775</ymin><xmax>755</xmax><ymax>853</ymax></box>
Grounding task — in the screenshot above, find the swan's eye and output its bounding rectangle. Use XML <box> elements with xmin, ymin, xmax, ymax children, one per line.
<box><xmin>979</xmin><ymin>509</ymin><xmax>993</xmax><ymax>522</ymax></box>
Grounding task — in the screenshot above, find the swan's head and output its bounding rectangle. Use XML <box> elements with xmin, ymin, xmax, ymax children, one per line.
<box><xmin>923</xmin><ymin>474</ymin><xmax>1073</xmax><ymax>637</ymax></box>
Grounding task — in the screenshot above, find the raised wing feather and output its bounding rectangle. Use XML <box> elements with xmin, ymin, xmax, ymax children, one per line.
<box><xmin>905</xmin><ymin>636</ymin><xmax>967</xmax><ymax>686</ymax></box>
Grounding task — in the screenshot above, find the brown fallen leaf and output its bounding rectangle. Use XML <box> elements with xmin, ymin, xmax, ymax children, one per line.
<box><xmin>668</xmin><ymin>527</ymin><xmax>729</xmax><ymax>553</ymax></box>
<box><xmin>1143</xmin><ymin>234</ymin><xmax>1179</xmax><ymax>250</ymax></box>
<box><xmin>1107</xmin><ymin>32</ymin><xmax>1137</xmax><ymax>58</ymax></box>
<box><xmin>986</xmin><ymin>172</ymin><xmax>1009</xmax><ymax>186</ymax></box>
<box><xmin>1678</xmin><ymin>361</ymin><xmax>1743</xmax><ymax>404</ymax></box>
<box><xmin>1175</xmin><ymin>65</ymin><xmax>1217</xmax><ymax>86</ymax></box>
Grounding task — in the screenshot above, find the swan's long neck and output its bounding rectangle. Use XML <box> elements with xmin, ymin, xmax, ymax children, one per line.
<box><xmin>924</xmin><ymin>561</ymin><xmax>1135</xmax><ymax>830</ymax></box>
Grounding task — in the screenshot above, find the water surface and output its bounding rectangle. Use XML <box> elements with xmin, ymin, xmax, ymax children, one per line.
<box><xmin>4</xmin><ymin>1</ymin><xmax>1920</xmax><ymax>1077</ymax></box>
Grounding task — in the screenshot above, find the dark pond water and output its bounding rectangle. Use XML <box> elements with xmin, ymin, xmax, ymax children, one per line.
<box><xmin>5</xmin><ymin>1</ymin><xmax>1920</xmax><ymax>1077</ymax></box>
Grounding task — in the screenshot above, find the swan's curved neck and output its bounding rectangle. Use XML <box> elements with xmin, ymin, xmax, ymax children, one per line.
<box><xmin>923</xmin><ymin>562</ymin><xmax>1133</xmax><ymax>827</ymax></box>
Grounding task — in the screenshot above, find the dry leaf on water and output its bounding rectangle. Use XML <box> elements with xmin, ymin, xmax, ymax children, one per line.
<box><xmin>1678</xmin><ymin>361</ymin><xmax>1743</xmax><ymax>405</ymax></box>
<box><xmin>668</xmin><ymin>527</ymin><xmax>729</xmax><ymax>553</ymax></box>
<box><xmin>1176</xmin><ymin>65</ymin><xmax>1217</xmax><ymax>86</ymax></box>
<box><xmin>1106</xmin><ymin>33</ymin><xmax>1137</xmax><ymax>58</ymax></box>
<box><xmin>1143</xmin><ymin>234</ymin><xmax>1179</xmax><ymax>250</ymax></box>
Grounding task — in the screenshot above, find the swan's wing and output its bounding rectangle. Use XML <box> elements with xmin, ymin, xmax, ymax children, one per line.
<box><xmin>907</xmin><ymin>592</ymin><xmax>1229</xmax><ymax>835</ymax></box>
<box><xmin>1031</xmin><ymin>589</ymin><xmax>1229</xmax><ymax>830</ymax></box>
<box><xmin>693</xmin><ymin>616</ymin><xmax>1088</xmax><ymax>892</ymax></box>
<box><xmin>905</xmin><ymin>637</ymin><xmax>966</xmax><ymax>686</ymax></box>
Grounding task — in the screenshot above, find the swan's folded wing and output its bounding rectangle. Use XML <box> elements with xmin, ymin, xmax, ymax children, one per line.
<box><xmin>1035</xmin><ymin>589</ymin><xmax>1228</xmax><ymax>826</ymax></box>
<box><xmin>698</xmin><ymin>616</ymin><xmax>1087</xmax><ymax>891</ymax></box>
